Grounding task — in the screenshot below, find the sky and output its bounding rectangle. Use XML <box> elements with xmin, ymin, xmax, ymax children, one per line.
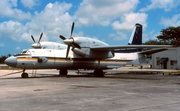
<box><xmin>0</xmin><ymin>0</ymin><xmax>180</xmax><ymax>56</ymax></box>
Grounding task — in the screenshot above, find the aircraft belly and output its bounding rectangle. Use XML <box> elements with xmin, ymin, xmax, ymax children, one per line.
<box><xmin>100</xmin><ymin>61</ymin><xmax>128</xmax><ymax>69</ymax></box>
<box><xmin>16</xmin><ymin>57</ymin><xmax>131</xmax><ymax>70</ymax></box>
<box><xmin>54</xmin><ymin>60</ymin><xmax>98</xmax><ymax>69</ymax></box>
<box><xmin>53</xmin><ymin>59</ymin><xmax>129</xmax><ymax>69</ymax></box>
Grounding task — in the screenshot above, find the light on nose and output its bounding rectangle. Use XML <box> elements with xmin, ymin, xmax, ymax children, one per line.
<box><xmin>5</xmin><ymin>56</ymin><xmax>17</xmax><ymax>67</ymax></box>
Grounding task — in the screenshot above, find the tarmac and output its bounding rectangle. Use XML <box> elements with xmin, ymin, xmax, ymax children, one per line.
<box><xmin>1</xmin><ymin>69</ymin><xmax>180</xmax><ymax>111</ymax></box>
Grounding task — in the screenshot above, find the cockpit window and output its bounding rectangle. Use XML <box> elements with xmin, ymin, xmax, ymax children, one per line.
<box><xmin>20</xmin><ymin>50</ymin><xmax>31</xmax><ymax>54</ymax></box>
<box><xmin>14</xmin><ymin>49</ymin><xmax>31</xmax><ymax>56</ymax></box>
<box><xmin>21</xmin><ymin>50</ymin><xmax>27</xmax><ymax>54</ymax></box>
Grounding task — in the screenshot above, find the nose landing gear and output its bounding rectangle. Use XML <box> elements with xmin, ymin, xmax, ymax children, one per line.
<box><xmin>21</xmin><ymin>69</ymin><xmax>29</xmax><ymax>78</ymax></box>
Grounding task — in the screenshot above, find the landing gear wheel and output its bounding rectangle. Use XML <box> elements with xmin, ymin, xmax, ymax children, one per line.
<box><xmin>94</xmin><ymin>69</ymin><xmax>104</xmax><ymax>77</ymax></box>
<box><xmin>21</xmin><ymin>73</ymin><xmax>29</xmax><ymax>78</ymax></box>
<box><xmin>59</xmin><ymin>69</ymin><xmax>68</xmax><ymax>76</ymax></box>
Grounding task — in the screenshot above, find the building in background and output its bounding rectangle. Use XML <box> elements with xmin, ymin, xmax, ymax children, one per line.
<box><xmin>151</xmin><ymin>48</ymin><xmax>180</xmax><ymax>69</ymax></box>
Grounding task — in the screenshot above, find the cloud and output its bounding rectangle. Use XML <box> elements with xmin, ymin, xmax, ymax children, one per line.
<box><xmin>143</xmin><ymin>30</ymin><xmax>160</xmax><ymax>43</ymax></box>
<box><xmin>111</xmin><ymin>12</ymin><xmax>148</xmax><ymax>31</ymax></box>
<box><xmin>0</xmin><ymin>0</ymin><xmax>31</xmax><ymax>20</ymax></box>
<box><xmin>75</xmin><ymin>0</ymin><xmax>139</xmax><ymax>26</ymax></box>
<box><xmin>140</xmin><ymin>0</ymin><xmax>180</xmax><ymax>12</ymax></box>
<box><xmin>0</xmin><ymin>20</ymin><xmax>26</xmax><ymax>41</ymax></box>
<box><xmin>160</xmin><ymin>14</ymin><xmax>180</xmax><ymax>27</ymax></box>
<box><xmin>15</xmin><ymin>47</ymin><xmax>20</xmax><ymax>50</ymax></box>
<box><xmin>25</xmin><ymin>2</ymin><xmax>73</xmax><ymax>41</ymax></box>
<box><xmin>0</xmin><ymin>2</ymin><xmax>74</xmax><ymax>44</ymax></box>
<box><xmin>73</xmin><ymin>0</ymin><xmax>148</xmax><ymax>42</ymax></box>
<box><xmin>0</xmin><ymin>0</ymin><xmax>148</xmax><ymax>44</ymax></box>
<box><xmin>109</xmin><ymin>12</ymin><xmax>147</xmax><ymax>42</ymax></box>
<box><xmin>20</xmin><ymin>0</ymin><xmax>39</xmax><ymax>9</ymax></box>
<box><xmin>109</xmin><ymin>31</ymin><xmax>127</xmax><ymax>41</ymax></box>
<box><xmin>0</xmin><ymin>43</ymin><xmax>4</xmax><ymax>47</ymax></box>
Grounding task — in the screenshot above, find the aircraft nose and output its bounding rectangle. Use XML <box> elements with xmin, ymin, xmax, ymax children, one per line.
<box><xmin>5</xmin><ymin>56</ymin><xmax>17</xmax><ymax>67</ymax></box>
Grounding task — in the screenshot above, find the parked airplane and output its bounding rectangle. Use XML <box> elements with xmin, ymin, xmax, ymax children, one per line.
<box><xmin>5</xmin><ymin>22</ymin><xmax>174</xmax><ymax>78</ymax></box>
<box><xmin>31</xmin><ymin>32</ymin><xmax>67</xmax><ymax>50</ymax></box>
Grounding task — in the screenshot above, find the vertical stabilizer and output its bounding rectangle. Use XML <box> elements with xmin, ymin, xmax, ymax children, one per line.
<box><xmin>115</xmin><ymin>23</ymin><xmax>143</xmax><ymax>53</ymax></box>
<box><xmin>128</xmin><ymin>23</ymin><xmax>142</xmax><ymax>45</ymax></box>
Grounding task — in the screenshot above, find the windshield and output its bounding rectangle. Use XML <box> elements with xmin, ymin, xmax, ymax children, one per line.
<box><xmin>14</xmin><ymin>49</ymin><xmax>31</xmax><ymax>56</ymax></box>
<box><xmin>20</xmin><ymin>50</ymin><xmax>31</xmax><ymax>54</ymax></box>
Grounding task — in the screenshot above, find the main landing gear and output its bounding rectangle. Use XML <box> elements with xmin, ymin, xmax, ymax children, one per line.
<box><xmin>59</xmin><ymin>69</ymin><xmax>68</xmax><ymax>76</ymax></box>
<box><xmin>59</xmin><ymin>69</ymin><xmax>104</xmax><ymax>77</ymax></box>
<box><xmin>94</xmin><ymin>69</ymin><xmax>104</xmax><ymax>77</ymax></box>
<box><xmin>21</xmin><ymin>69</ymin><xmax>29</xmax><ymax>78</ymax></box>
<box><xmin>93</xmin><ymin>60</ymin><xmax>104</xmax><ymax>77</ymax></box>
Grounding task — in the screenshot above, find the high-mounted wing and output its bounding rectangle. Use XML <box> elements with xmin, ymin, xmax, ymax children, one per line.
<box><xmin>91</xmin><ymin>45</ymin><xmax>175</xmax><ymax>51</ymax></box>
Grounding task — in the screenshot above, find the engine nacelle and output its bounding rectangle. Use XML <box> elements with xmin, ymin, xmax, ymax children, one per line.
<box><xmin>72</xmin><ymin>48</ymin><xmax>114</xmax><ymax>59</ymax></box>
<box><xmin>73</xmin><ymin>37</ymin><xmax>109</xmax><ymax>48</ymax></box>
<box><xmin>72</xmin><ymin>48</ymin><xmax>89</xmax><ymax>57</ymax></box>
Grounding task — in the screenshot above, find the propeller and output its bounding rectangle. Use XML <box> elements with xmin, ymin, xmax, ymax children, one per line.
<box><xmin>38</xmin><ymin>32</ymin><xmax>43</xmax><ymax>43</ymax></box>
<box><xmin>59</xmin><ymin>35</ymin><xmax>66</xmax><ymax>40</ymax></box>
<box><xmin>59</xmin><ymin>22</ymin><xmax>81</xmax><ymax>59</ymax></box>
<box><xmin>70</xmin><ymin>22</ymin><xmax>74</xmax><ymax>37</ymax></box>
<box><xmin>31</xmin><ymin>32</ymin><xmax>43</xmax><ymax>48</ymax></box>
<box><xmin>31</xmin><ymin>35</ymin><xmax>36</xmax><ymax>43</ymax></box>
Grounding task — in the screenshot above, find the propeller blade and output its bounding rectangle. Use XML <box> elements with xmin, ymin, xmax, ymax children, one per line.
<box><xmin>66</xmin><ymin>45</ymin><xmax>71</xmax><ymax>59</ymax></box>
<box><xmin>70</xmin><ymin>22</ymin><xmax>75</xmax><ymax>37</ymax></box>
<box><xmin>31</xmin><ymin>35</ymin><xmax>36</xmax><ymax>43</ymax></box>
<box><xmin>38</xmin><ymin>32</ymin><xmax>43</xmax><ymax>43</ymax></box>
<box><xmin>59</xmin><ymin>35</ymin><xmax>66</xmax><ymax>40</ymax></box>
<box><xmin>72</xmin><ymin>43</ymin><xmax>81</xmax><ymax>49</ymax></box>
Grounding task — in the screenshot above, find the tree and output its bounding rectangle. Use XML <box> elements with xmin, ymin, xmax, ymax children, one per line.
<box><xmin>144</xmin><ymin>26</ymin><xmax>180</xmax><ymax>45</ymax></box>
<box><xmin>0</xmin><ymin>54</ymin><xmax>11</xmax><ymax>64</ymax></box>
<box><xmin>143</xmin><ymin>39</ymin><xmax>169</xmax><ymax>45</ymax></box>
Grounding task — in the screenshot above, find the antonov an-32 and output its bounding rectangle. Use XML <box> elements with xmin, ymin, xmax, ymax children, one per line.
<box><xmin>5</xmin><ymin>22</ymin><xmax>174</xmax><ymax>78</ymax></box>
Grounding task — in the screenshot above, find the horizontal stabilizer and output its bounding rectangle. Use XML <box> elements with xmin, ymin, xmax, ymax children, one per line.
<box><xmin>127</xmin><ymin>48</ymin><xmax>168</xmax><ymax>65</ymax></box>
<box><xmin>138</xmin><ymin>48</ymin><xmax>167</xmax><ymax>55</ymax></box>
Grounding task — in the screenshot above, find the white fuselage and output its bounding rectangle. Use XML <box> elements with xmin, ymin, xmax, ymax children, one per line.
<box><xmin>6</xmin><ymin>48</ymin><xmax>140</xmax><ymax>70</ymax></box>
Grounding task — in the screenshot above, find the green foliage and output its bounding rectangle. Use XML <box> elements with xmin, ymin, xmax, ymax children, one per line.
<box><xmin>143</xmin><ymin>39</ymin><xmax>169</xmax><ymax>45</ymax></box>
<box><xmin>0</xmin><ymin>54</ymin><xmax>11</xmax><ymax>64</ymax></box>
<box><xmin>144</xmin><ymin>26</ymin><xmax>180</xmax><ymax>45</ymax></box>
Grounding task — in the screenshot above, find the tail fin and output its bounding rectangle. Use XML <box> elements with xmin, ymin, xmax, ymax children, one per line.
<box><xmin>115</xmin><ymin>23</ymin><xmax>142</xmax><ymax>53</ymax></box>
<box><xmin>128</xmin><ymin>23</ymin><xmax>142</xmax><ymax>45</ymax></box>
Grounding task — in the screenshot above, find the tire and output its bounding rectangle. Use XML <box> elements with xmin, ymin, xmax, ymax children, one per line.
<box><xmin>21</xmin><ymin>73</ymin><xmax>29</xmax><ymax>78</ymax></box>
<box><xmin>59</xmin><ymin>69</ymin><xmax>68</xmax><ymax>76</ymax></box>
<box><xmin>94</xmin><ymin>69</ymin><xmax>104</xmax><ymax>77</ymax></box>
